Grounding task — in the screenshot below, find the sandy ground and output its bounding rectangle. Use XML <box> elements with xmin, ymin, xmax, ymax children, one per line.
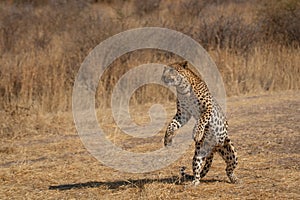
<box><xmin>1</xmin><ymin>91</ymin><xmax>299</xmax><ymax>199</ymax></box>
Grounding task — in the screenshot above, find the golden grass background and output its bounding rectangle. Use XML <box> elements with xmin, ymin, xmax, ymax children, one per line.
<box><xmin>0</xmin><ymin>0</ymin><xmax>300</xmax><ymax>199</ymax></box>
<box><xmin>0</xmin><ymin>0</ymin><xmax>299</xmax><ymax>113</ymax></box>
<box><xmin>1</xmin><ymin>91</ymin><xmax>299</xmax><ymax>199</ymax></box>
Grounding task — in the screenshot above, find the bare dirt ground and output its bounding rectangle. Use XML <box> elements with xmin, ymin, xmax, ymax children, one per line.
<box><xmin>1</xmin><ymin>91</ymin><xmax>299</xmax><ymax>199</ymax></box>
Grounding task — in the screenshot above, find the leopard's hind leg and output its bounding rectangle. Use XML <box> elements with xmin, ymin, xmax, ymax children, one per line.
<box><xmin>178</xmin><ymin>152</ymin><xmax>213</xmax><ymax>184</ymax></box>
<box><xmin>217</xmin><ymin>138</ymin><xmax>238</xmax><ymax>183</ymax></box>
<box><xmin>200</xmin><ymin>151</ymin><xmax>214</xmax><ymax>178</ymax></box>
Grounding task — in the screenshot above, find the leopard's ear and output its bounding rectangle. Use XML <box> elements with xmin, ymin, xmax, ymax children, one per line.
<box><xmin>182</xmin><ymin>61</ymin><xmax>188</xmax><ymax>69</ymax></box>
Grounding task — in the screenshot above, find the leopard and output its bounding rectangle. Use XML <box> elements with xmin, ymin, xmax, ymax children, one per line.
<box><xmin>161</xmin><ymin>60</ymin><xmax>238</xmax><ymax>185</ymax></box>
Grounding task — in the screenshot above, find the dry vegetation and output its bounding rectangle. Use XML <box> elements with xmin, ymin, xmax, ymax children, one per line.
<box><xmin>0</xmin><ymin>0</ymin><xmax>299</xmax><ymax>112</ymax></box>
<box><xmin>1</xmin><ymin>91</ymin><xmax>299</xmax><ymax>199</ymax></box>
<box><xmin>0</xmin><ymin>0</ymin><xmax>300</xmax><ymax>199</ymax></box>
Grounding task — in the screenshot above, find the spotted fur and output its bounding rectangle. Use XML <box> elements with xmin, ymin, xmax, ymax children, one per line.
<box><xmin>162</xmin><ymin>61</ymin><xmax>238</xmax><ymax>185</ymax></box>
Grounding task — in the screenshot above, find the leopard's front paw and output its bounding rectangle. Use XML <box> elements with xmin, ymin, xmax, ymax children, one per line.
<box><xmin>193</xmin><ymin>125</ymin><xmax>205</xmax><ymax>142</ymax></box>
<box><xmin>192</xmin><ymin>131</ymin><xmax>202</xmax><ymax>143</ymax></box>
<box><xmin>164</xmin><ymin>135</ymin><xmax>173</xmax><ymax>147</ymax></box>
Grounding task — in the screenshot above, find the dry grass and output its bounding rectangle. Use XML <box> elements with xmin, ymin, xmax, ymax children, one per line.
<box><xmin>0</xmin><ymin>91</ymin><xmax>299</xmax><ymax>199</ymax></box>
<box><xmin>0</xmin><ymin>0</ymin><xmax>299</xmax><ymax>112</ymax></box>
<box><xmin>211</xmin><ymin>44</ymin><xmax>300</xmax><ymax>96</ymax></box>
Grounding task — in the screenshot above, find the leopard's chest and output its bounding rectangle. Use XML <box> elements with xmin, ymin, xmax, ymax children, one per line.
<box><xmin>177</xmin><ymin>90</ymin><xmax>204</xmax><ymax>119</ymax></box>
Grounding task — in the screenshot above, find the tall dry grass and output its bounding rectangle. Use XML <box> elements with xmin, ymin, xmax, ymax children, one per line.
<box><xmin>0</xmin><ymin>0</ymin><xmax>299</xmax><ymax>113</ymax></box>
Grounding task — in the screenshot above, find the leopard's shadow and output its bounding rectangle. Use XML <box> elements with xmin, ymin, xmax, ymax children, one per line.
<box><xmin>48</xmin><ymin>176</ymin><xmax>226</xmax><ymax>191</ymax></box>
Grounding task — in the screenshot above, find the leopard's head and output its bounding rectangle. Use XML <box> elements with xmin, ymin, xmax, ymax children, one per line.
<box><xmin>161</xmin><ymin>61</ymin><xmax>188</xmax><ymax>86</ymax></box>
